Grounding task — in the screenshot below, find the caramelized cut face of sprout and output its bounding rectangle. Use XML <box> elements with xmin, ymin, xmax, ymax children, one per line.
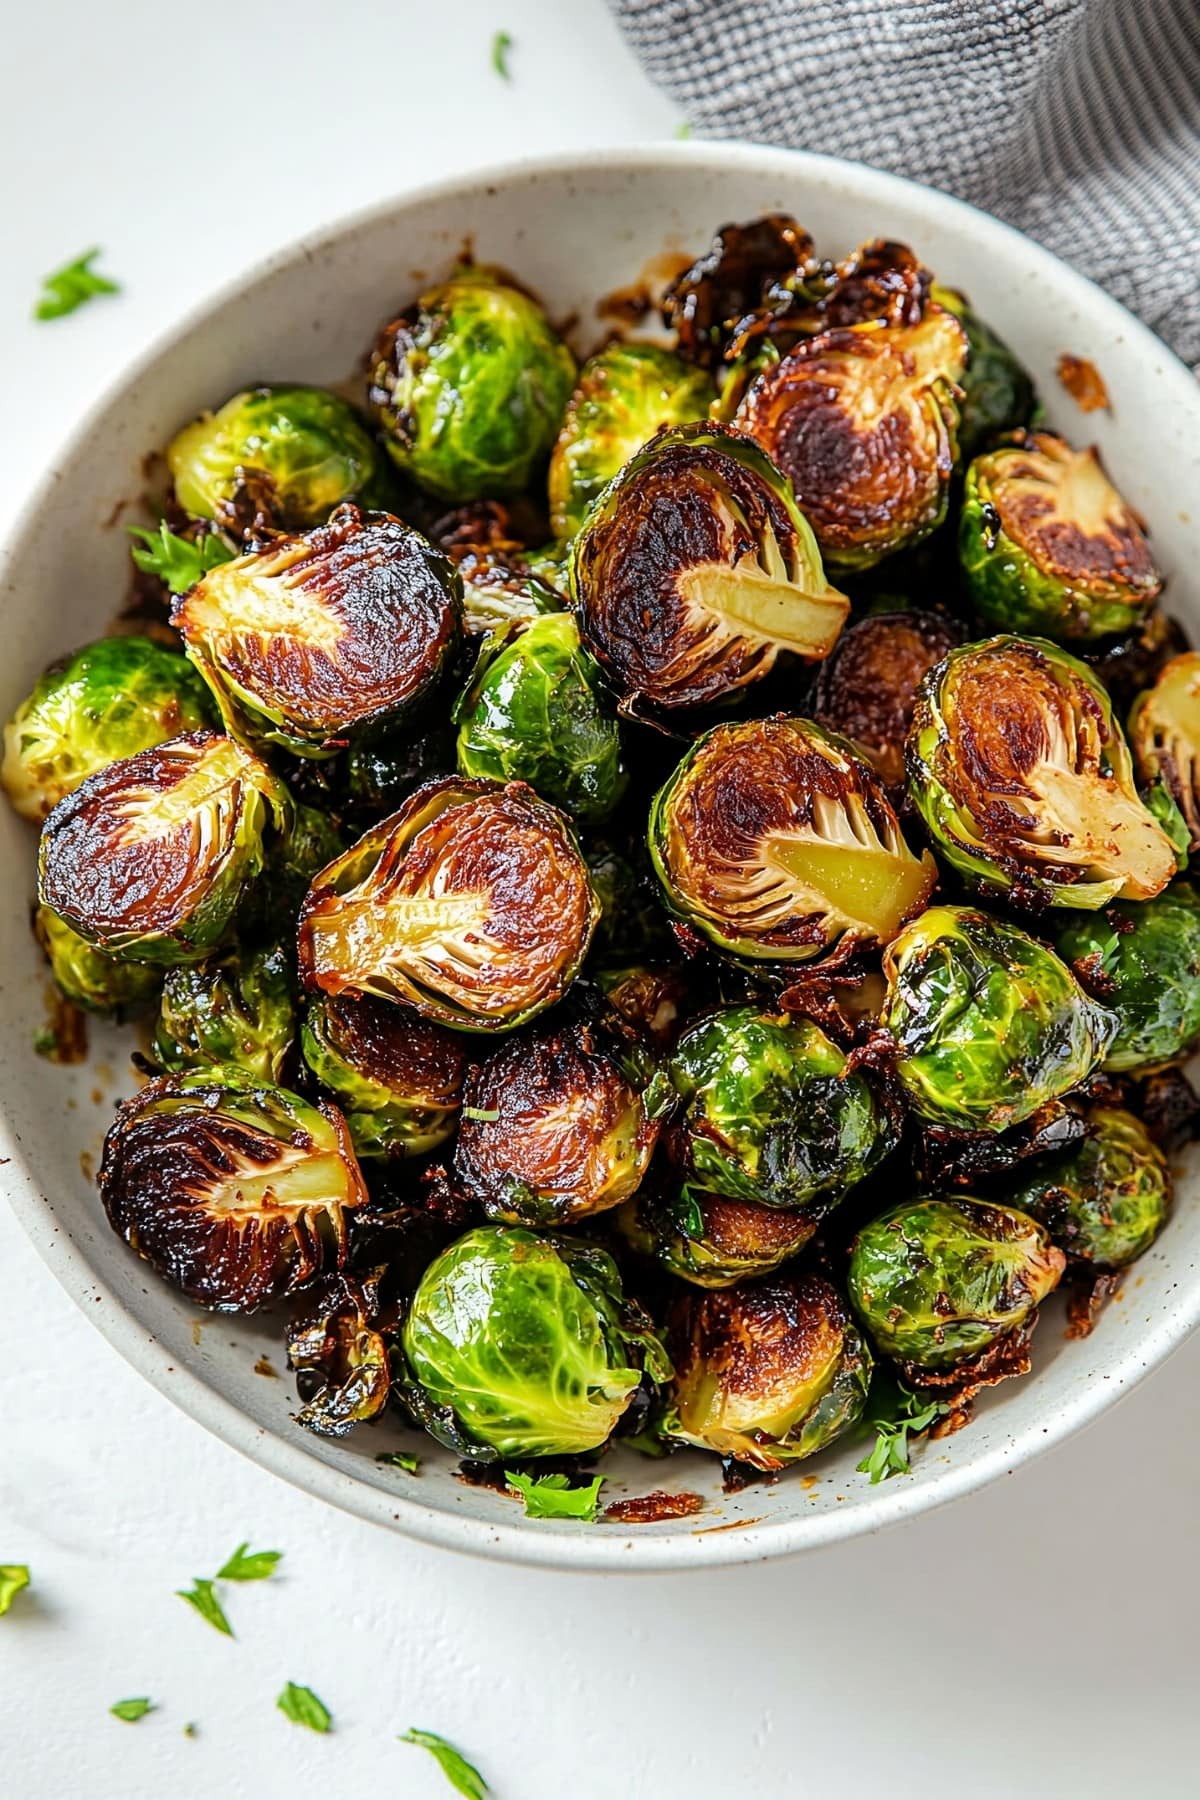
<box><xmin>650</xmin><ymin>715</ymin><xmax>936</xmax><ymax>962</ymax></box>
<box><xmin>808</xmin><ymin>610</ymin><xmax>962</xmax><ymax>789</ymax></box>
<box><xmin>1130</xmin><ymin>652</ymin><xmax>1200</xmax><ymax>852</ymax></box>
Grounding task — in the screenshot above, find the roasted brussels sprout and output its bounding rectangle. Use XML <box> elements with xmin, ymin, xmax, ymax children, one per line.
<box><xmin>367</xmin><ymin>269</ymin><xmax>576</xmax><ymax>503</ymax></box>
<box><xmin>1055</xmin><ymin>883</ymin><xmax>1200</xmax><ymax>1072</ymax></box>
<box><xmin>586</xmin><ymin>841</ymin><xmax>671</xmax><ymax>968</ymax></box>
<box><xmin>241</xmin><ymin>800</ymin><xmax>347</xmax><ymax>939</ymax></box>
<box><xmin>667</xmin><ymin>1007</ymin><xmax>895</xmax><ymax>1210</ymax></box>
<box><xmin>595</xmin><ymin>963</ymin><xmax>691</xmax><ymax>1049</ymax></box>
<box><xmin>1003</xmin><ymin>1107</ymin><xmax>1170</xmax><ymax>1271</ymax></box>
<box><xmin>617</xmin><ymin>1188</ymin><xmax>817</xmax><ymax>1288</ymax></box>
<box><xmin>454</xmin><ymin>613</ymin><xmax>626</xmax><ymax>824</ymax></box>
<box><xmin>668</xmin><ymin>1273</ymin><xmax>872</xmax><ymax>1469</ymax></box>
<box><xmin>34</xmin><ymin>904</ymin><xmax>161</xmax><ymax>1014</ymax></box>
<box><xmin>457</xmin><ymin>561</ymin><xmax>565</xmax><ymax>638</ymax></box>
<box><xmin>173</xmin><ymin>505</ymin><xmax>461</xmax><ymax>758</ymax></box>
<box><xmin>298</xmin><ymin>776</ymin><xmax>598</xmax><ymax>1031</ymax></box>
<box><xmin>548</xmin><ymin>343</ymin><xmax>714</xmax><ymax>539</ymax></box>
<box><xmin>1129</xmin><ymin>651</ymin><xmax>1200</xmax><ymax>852</ymax></box>
<box><xmin>930</xmin><ymin>286</ymin><xmax>1037</xmax><ymax>460</ymax></box>
<box><xmin>736</xmin><ymin>306</ymin><xmax>969</xmax><ymax>571</ymax></box>
<box><xmin>429</xmin><ymin>501</ymin><xmax>569</xmax><ymax>633</ymax></box>
<box><xmin>452</xmin><ymin>1003</ymin><xmax>664</xmax><ymax>1226</ymax></box>
<box><xmin>2</xmin><ymin>636</ymin><xmax>214</xmax><ymax>823</ymax></box>
<box><xmin>38</xmin><ymin>731</ymin><xmax>288</xmax><ymax>966</ymax></box>
<box><xmin>152</xmin><ymin>942</ymin><xmax>296</xmax><ymax>1083</ymax></box>
<box><xmin>98</xmin><ymin>1072</ymin><xmax>367</xmax><ymax>1310</ymax></box>
<box><xmin>960</xmin><ymin>433</ymin><xmax>1162</xmax><ymax>641</ymax></box>
<box><xmin>808</xmin><ymin>610</ymin><xmax>962</xmax><ymax>789</ymax></box>
<box><xmin>908</xmin><ymin>635</ymin><xmax>1180</xmax><ymax>908</ymax></box>
<box><xmin>286</xmin><ymin>1271</ymin><xmax>391</xmax><ymax>1437</ymax></box>
<box><xmin>400</xmin><ymin>1225</ymin><xmax>670</xmax><ymax>1458</ymax></box>
<box><xmin>166</xmin><ymin>385</ymin><xmax>387</xmax><ymax>534</ymax></box>
<box><xmin>884</xmin><ymin>905</ymin><xmax>1117</xmax><ymax>1132</ymax></box>
<box><xmin>662</xmin><ymin>213</ymin><xmax>826</xmax><ymax>367</ymax></box>
<box><xmin>650</xmin><ymin>715</ymin><xmax>936</xmax><ymax>962</ymax></box>
<box><xmin>847</xmin><ymin>1196</ymin><xmax>1064</xmax><ymax>1371</ymax></box>
<box><xmin>569</xmin><ymin>423</ymin><xmax>848</xmax><ymax>715</ymax></box>
<box><xmin>301</xmin><ymin>990</ymin><xmax>465</xmax><ymax>1159</ymax></box>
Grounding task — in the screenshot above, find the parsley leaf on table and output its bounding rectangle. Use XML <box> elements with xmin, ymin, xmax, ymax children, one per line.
<box><xmin>34</xmin><ymin>249</ymin><xmax>120</xmax><ymax>321</ymax></box>
<box><xmin>216</xmin><ymin>1542</ymin><xmax>282</xmax><ymax>1582</ymax></box>
<box><xmin>176</xmin><ymin>1577</ymin><xmax>233</xmax><ymax>1637</ymax></box>
<box><xmin>110</xmin><ymin>1698</ymin><xmax>155</xmax><ymax>1723</ymax></box>
<box><xmin>491</xmin><ymin>30</ymin><xmax>513</xmax><ymax>79</ymax></box>
<box><xmin>277</xmin><ymin>1682</ymin><xmax>332</xmax><ymax>1732</ymax></box>
<box><xmin>0</xmin><ymin>1566</ymin><xmax>30</xmax><ymax>1615</ymax></box>
<box><xmin>401</xmin><ymin>1728</ymin><xmax>489</xmax><ymax>1798</ymax></box>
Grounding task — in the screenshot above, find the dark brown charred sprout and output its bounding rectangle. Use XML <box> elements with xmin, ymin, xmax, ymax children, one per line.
<box><xmin>298</xmin><ymin>776</ymin><xmax>598</xmax><ymax>1031</ymax></box>
<box><xmin>287</xmin><ymin>1270</ymin><xmax>392</xmax><ymax>1436</ymax></box>
<box><xmin>662</xmin><ymin>214</ymin><xmax>826</xmax><ymax>368</ymax></box>
<box><xmin>1129</xmin><ymin>651</ymin><xmax>1200</xmax><ymax>852</ymax></box>
<box><xmin>569</xmin><ymin>423</ymin><xmax>848</xmax><ymax>716</ymax></box>
<box><xmin>595</xmin><ymin>964</ymin><xmax>691</xmax><ymax>1050</ymax></box>
<box><xmin>98</xmin><ymin>1073</ymin><xmax>367</xmax><ymax>1311</ymax></box>
<box><xmin>300</xmin><ymin>991</ymin><xmax>466</xmax><ymax>1159</ymax></box>
<box><xmin>808</xmin><ymin>610</ymin><xmax>962</xmax><ymax>789</ymax></box>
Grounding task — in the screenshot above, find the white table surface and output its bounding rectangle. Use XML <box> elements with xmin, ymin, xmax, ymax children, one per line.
<box><xmin>2</xmin><ymin>3</ymin><xmax>1198</xmax><ymax>1794</ymax></box>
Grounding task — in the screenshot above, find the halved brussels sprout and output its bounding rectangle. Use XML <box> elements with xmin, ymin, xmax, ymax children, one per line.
<box><xmin>38</xmin><ymin>731</ymin><xmax>288</xmax><ymax>966</ymax></box>
<box><xmin>650</xmin><ymin>715</ymin><xmax>936</xmax><ymax>962</ymax></box>
<box><xmin>960</xmin><ymin>432</ymin><xmax>1162</xmax><ymax>641</ymax></box>
<box><xmin>34</xmin><ymin>905</ymin><xmax>161</xmax><ymax>1014</ymax></box>
<box><xmin>847</xmin><ymin>1196</ymin><xmax>1064</xmax><ymax>1371</ymax></box>
<box><xmin>173</xmin><ymin>505</ymin><xmax>462</xmax><ymax>758</ymax></box>
<box><xmin>298</xmin><ymin>776</ymin><xmax>598</xmax><ymax>1031</ymax></box>
<box><xmin>736</xmin><ymin>306</ymin><xmax>969</xmax><ymax>571</ymax></box>
<box><xmin>287</xmin><ymin>1271</ymin><xmax>392</xmax><ymax>1437</ymax></box>
<box><xmin>98</xmin><ymin>1072</ymin><xmax>367</xmax><ymax>1311</ymax></box>
<box><xmin>668</xmin><ymin>1273</ymin><xmax>872</xmax><ymax>1469</ymax></box>
<box><xmin>452</xmin><ymin>1003</ymin><xmax>663</xmax><ymax>1226</ymax></box>
<box><xmin>808</xmin><ymin>610</ymin><xmax>961</xmax><ymax>789</ymax></box>
<box><xmin>1129</xmin><ymin>651</ymin><xmax>1200</xmax><ymax>852</ymax></box>
<box><xmin>367</xmin><ymin>269</ymin><xmax>576</xmax><ymax>503</ymax></box>
<box><xmin>1056</xmin><ymin>883</ymin><xmax>1200</xmax><ymax>1072</ymax></box>
<box><xmin>884</xmin><ymin>905</ymin><xmax>1117</xmax><ymax>1132</ymax></box>
<box><xmin>617</xmin><ymin>1188</ymin><xmax>817</xmax><ymax>1288</ymax></box>
<box><xmin>1003</xmin><ymin>1107</ymin><xmax>1170</xmax><ymax>1271</ymax></box>
<box><xmin>152</xmin><ymin>942</ymin><xmax>296</xmax><ymax>1083</ymax></box>
<box><xmin>400</xmin><ymin>1225</ymin><xmax>670</xmax><ymax>1458</ymax></box>
<box><xmin>908</xmin><ymin>635</ymin><xmax>1180</xmax><ymax>908</ymax></box>
<box><xmin>301</xmin><ymin>991</ymin><xmax>465</xmax><ymax>1159</ymax></box>
<box><xmin>548</xmin><ymin>343</ymin><xmax>715</xmax><ymax>539</ymax></box>
<box><xmin>167</xmin><ymin>385</ymin><xmax>387</xmax><ymax>534</ymax></box>
<box><xmin>454</xmin><ymin>613</ymin><xmax>626</xmax><ymax>824</ymax></box>
<box><xmin>667</xmin><ymin>1006</ymin><xmax>896</xmax><ymax>1210</ymax></box>
<box><xmin>2</xmin><ymin>636</ymin><xmax>215</xmax><ymax>823</ymax></box>
<box><xmin>930</xmin><ymin>286</ymin><xmax>1037</xmax><ymax>460</ymax></box>
<box><xmin>569</xmin><ymin>423</ymin><xmax>848</xmax><ymax>715</ymax></box>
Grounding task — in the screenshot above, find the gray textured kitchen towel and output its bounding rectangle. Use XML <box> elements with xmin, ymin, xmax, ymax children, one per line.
<box><xmin>609</xmin><ymin>0</ymin><xmax>1200</xmax><ymax>366</ymax></box>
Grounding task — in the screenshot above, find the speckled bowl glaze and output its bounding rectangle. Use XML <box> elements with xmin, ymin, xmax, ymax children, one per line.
<box><xmin>2</xmin><ymin>146</ymin><xmax>1198</xmax><ymax>1570</ymax></box>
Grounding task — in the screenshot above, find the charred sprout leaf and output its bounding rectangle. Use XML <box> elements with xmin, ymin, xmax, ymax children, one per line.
<box><xmin>216</xmin><ymin>1543</ymin><xmax>282</xmax><ymax>1581</ymax></box>
<box><xmin>38</xmin><ymin>730</ymin><xmax>288</xmax><ymax>966</ymax></box>
<box><xmin>549</xmin><ymin>343</ymin><xmax>714</xmax><ymax>539</ymax></box>
<box><xmin>34</xmin><ymin>248</ymin><xmax>119</xmax><ymax>321</ymax></box>
<box><xmin>177</xmin><ymin>1578</ymin><xmax>232</xmax><ymax>1637</ymax></box>
<box><xmin>617</xmin><ymin>1188</ymin><xmax>817</xmax><ymax>1288</ymax></box>
<box><xmin>298</xmin><ymin>776</ymin><xmax>598</xmax><ymax>1032</ymax></box>
<box><xmin>908</xmin><ymin>635</ymin><xmax>1179</xmax><ymax>909</ymax></box>
<box><xmin>491</xmin><ymin>29</ymin><xmax>512</xmax><ymax>77</ymax></box>
<box><xmin>152</xmin><ymin>943</ymin><xmax>295</xmax><ymax>1083</ymax></box>
<box><xmin>1003</xmin><ymin>1106</ymin><xmax>1171</xmax><ymax>1270</ymax></box>
<box><xmin>376</xmin><ymin>1449</ymin><xmax>421</xmax><ymax>1473</ymax></box>
<box><xmin>668</xmin><ymin>1273</ymin><xmax>872</xmax><ymax>1470</ymax></box>
<box><xmin>650</xmin><ymin>715</ymin><xmax>935</xmax><ymax>963</ymax></box>
<box><xmin>35</xmin><ymin>905</ymin><xmax>161</xmax><ymax>1015</ymax></box>
<box><xmin>128</xmin><ymin>522</ymin><xmax>235</xmax><ymax>594</ymax></box>
<box><xmin>667</xmin><ymin>1007</ymin><xmax>896</xmax><ymax>1211</ymax></box>
<box><xmin>110</xmin><ymin>1698</ymin><xmax>155</xmax><ymax>1723</ymax></box>
<box><xmin>960</xmin><ymin>432</ymin><xmax>1161</xmax><ymax>641</ymax></box>
<box><xmin>0</xmin><ymin>1566</ymin><xmax>30</xmax><ymax>1615</ymax></box>
<box><xmin>301</xmin><ymin>991</ymin><xmax>465</xmax><ymax>1159</ymax></box>
<box><xmin>400</xmin><ymin>1729</ymin><xmax>489</xmax><ymax>1799</ymax></box>
<box><xmin>505</xmin><ymin>1470</ymin><xmax>605</xmax><ymax>1520</ymax></box>
<box><xmin>847</xmin><ymin>1196</ymin><xmax>1064</xmax><ymax>1370</ymax></box>
<box><xmin>737</xmin><ymin>306</ymin><xmax>968</xmax><ymax>571</ymax></box>
<box><xmin>1056</xmin><ymin>884</ymin><xmax>1200</xmax><ymax>1072</ymax></box>
<box><xmin>662</xmin><ymin>214</ymin><xmax>825</xmax><ymax>368</ymax></box>
<box><xmin>276</xmin><ymin>1683</ymin><xmax>332</xmax><ymax>1733</ymax></box>
<box><xmin>2</xmin><ymin>636</ymin><xmax>215</xmax><ymax>823</ymax></box>
<box><xmin>173</xmin><ymin>505</ymin><xmax>462</xmax><ymax>758</ymax></box>
<box><xmin>596</xmin><ymin>963</ymin><xmax>692</xmax><ymax>1050</ymax></box>
<box><xmin>167</xmin><ymin>385</ymin><xmax>388</xmax><ymax>534</ymax></box>
<box><xmin>1130</xmin><ymin>651</ymin><xmax>1200</xmax><ymax>852</ymax></box>
<box><xmin>454</xmin><ymin>613</ymin><xmax>626</xmax><ymax>824</ymax></box>
<box><xmin>808</xmin><ymin>610</ymin><xmax>961</xmax><ymax>790</ymax></box>
<box><xmin>855</xmin><ymin>1373</ymin><xmax>949</xmax><ymax>1483</ymax></box>
<box><xmin>287</xmin><ymin>1272</ymin><xmax>391</xmax><ymax>1437</ymax></box>
<box><xmin>401</xmin><ymin>1226</ymin><xmax>669</xmax><ymax>1458</ymax></box>
<box><xmin>570</xmin><ymin>422</ymin><xmax>848</xmax><ymax>714</ymax></box>
<box><xmin>99</xmin><ymin>1073</ymin><xmax>366</xmax><ymax>1311</ymax></box>
<box><xmin>931</xmin><ymin>286</ymin><xmax>1038</xmax><ymax>459</ymax></box>
<box><xmin>367</xmin><ymin>269</ymin><xmax>576</xmax><ymax>504</ymax></box>
<box><xmin>884</xmin><ymin>906</ymin><xmax>1116</xmax><ymax>1132</ymax></box>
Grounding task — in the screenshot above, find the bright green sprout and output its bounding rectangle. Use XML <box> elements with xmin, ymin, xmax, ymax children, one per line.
<box><xmin>34</xmin><ymin>248</ymin><xmax>119</xmax><ymax>321</ymax></box>
<box><xmin>505</xmin><ymin>1470</ymin><xmax>606</xmax><ymax>1520</ymax></box>
<box><xmin>400</xmin><ymin>1729</ymin><xmax>489</xmax><ymax>1799</ymax></box>
<box><xmin>152</xmin><ymin>943</ymin><xmax>295</xmax><ymax>1083</ymax></box>
<box><xmin>276</xmin><ymin>1683</ymin><xmax>332</xmax><ymax>1733</ymax></box>
<box><xmin>35</xmin><ymin>905</ymin><xmax>161</xmax><ymax>1015</ymax></box>
<box><xmin>1002</xmin><ymin>1107</ymin><xmax>1171</xmax><ymax>1271</ymax></box>
<box><xmin>1055</xmin><ymin>883</ymin><xmax>1200</xmax><ymax>1073</ymax></box>
<box><xmin>128</xmin><ymin>522</ymin><xmax>235</xmax><ymax>593</ymax></box>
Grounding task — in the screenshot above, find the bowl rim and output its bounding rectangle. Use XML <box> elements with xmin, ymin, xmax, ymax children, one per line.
<box><xmin>4</xmin><ymin>140</ymin><xmax>1198</xmax><ymax>1572</ymax></box>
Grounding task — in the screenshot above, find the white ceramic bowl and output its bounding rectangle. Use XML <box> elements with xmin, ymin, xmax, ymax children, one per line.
<box><xmin>3</xmin><ymin>145</ymin><xmax>1198</xmax><ymax>1571</ymax></box>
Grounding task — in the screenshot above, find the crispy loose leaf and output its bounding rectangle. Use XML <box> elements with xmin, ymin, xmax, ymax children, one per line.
<box><xmin>400</xmin><ymin>1729</ymin><xmax>489</xmax><ymax>1799</ymax></box>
